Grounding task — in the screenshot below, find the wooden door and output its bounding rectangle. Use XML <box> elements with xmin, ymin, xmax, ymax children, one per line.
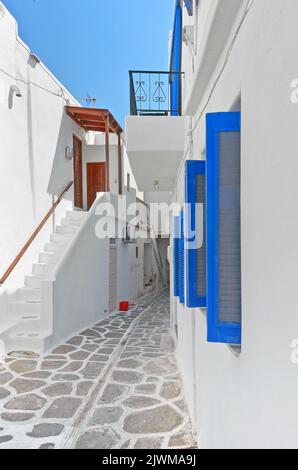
<box><xmin>73</xmin><ymin>135</ymin><xmax>83</xmax><ymax>209</ymax></box>
<box><xmin>87</xmin><ymin>162</ymin><xmax>106</xmax><ymax>210</ymax></box>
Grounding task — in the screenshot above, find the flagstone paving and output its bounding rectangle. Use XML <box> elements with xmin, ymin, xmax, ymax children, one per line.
<box><xmin>0</xmin><ymin>290</ymin><xmax>197</xmax><ymax>449</ymax></box>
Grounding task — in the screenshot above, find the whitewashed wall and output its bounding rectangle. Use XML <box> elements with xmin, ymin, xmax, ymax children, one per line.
<box><xmin>0</xmin><ymin>3</ymin><xmax>82</xmax><ymax>312</ymax></box>
<box><xmin>171</xmin><ymin>0</ymin><xmax>298</xmax><ymax>449</ymax></box>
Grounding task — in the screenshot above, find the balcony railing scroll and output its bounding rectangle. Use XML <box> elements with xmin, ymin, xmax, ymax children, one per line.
<box><xmin>129</xmin><ymin>70</ymin><xmax>183</xmax><ymax>116</ymax></box>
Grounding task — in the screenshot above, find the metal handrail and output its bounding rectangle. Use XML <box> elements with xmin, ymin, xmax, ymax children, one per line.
<box><xmin>129</xmin><ymin>70</ymin><xmax>184</xmax><ymax>116</ymax></box>
<box><xmin>0</xmin><ymin>181</ymin><xmax>74</xmax><ymax>285</ymax></box>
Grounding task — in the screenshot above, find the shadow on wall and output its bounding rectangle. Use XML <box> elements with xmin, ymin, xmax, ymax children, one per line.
<box><xmin>47</xmin><ymin>111</ymin><xmax>77</xmax><ymax>201</ymax></box>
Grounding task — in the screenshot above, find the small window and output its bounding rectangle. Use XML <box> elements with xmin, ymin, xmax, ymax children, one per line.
<box><xmin>136</xmin><ymin>247</ymin><xmax>139</xmax><ymax>259</ymax></box>
<box><xmin>185</xmin><ymin>160</ymin><xmax>206</xmax><ymax>308</ymax></box>
<box><xmin>206</xmin><ymin>111</ymin><xmax>241</xmax><ymax>345</ymax></box>
<box><xmin>127</xmin><ymin>173</ymin><xmax>130</xmax><ymax>192</ymax></box>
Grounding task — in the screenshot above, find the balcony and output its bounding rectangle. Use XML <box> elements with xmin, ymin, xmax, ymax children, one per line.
<box><xmin>126</xmin><ymin>71</ymin><xmax>186</xmax><ymax>192</ymax></box>
<box><xmin>129</xmin><ymin>70</ymin><xmax>182</xmax><ymax>116</ymax></box>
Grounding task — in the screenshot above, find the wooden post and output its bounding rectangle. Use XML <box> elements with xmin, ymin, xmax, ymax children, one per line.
<box><xmin>118</xmin><ymin>132</ymin><xmax>123</xmax><ymax>195</ymax></box>
<box><xmin>105</xmin><ymin>114</ymin><xmax>110</xmax><ymax>192</ymax></box>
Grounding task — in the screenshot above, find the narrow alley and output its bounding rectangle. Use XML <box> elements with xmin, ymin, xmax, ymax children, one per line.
<box><xmin>0</xmin><ymin>291</ymin><xmax>197</xmax><ymax>449</ymax></box>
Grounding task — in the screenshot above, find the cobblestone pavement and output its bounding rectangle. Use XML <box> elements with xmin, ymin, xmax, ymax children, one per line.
<box><xmin>0</xmin><ymin>290</ymin><xmax>197</xmax><ymax>449</ymax></box>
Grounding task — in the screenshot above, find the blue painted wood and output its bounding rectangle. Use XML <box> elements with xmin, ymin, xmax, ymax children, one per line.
<box><xmin>179</xmin><ymin>210</ymin><xmax>185</xmax><ymax>304</ymax></box>
<box><xmin>185</xmin><ymin>160</ymin><xmax>206</xmax><ymax>308</ymax></box>
<box><xmin>170</xmin><ymin>1</ymin><xmax>182</xmax><ymax>116</ymax></box>
<box><xmin>206</xmin><ymin>112</ymin><xmax>241</xmax><ymax>345</ymax></box>
<box><xmin>173</xmin><ymin>215</ymin><xmax>180</xmax><ymax>297</ymax></box>
<box><xmin>184</xmin><ymin>0</ymin><xmax>193</xmax><ymax>16</ymax></box>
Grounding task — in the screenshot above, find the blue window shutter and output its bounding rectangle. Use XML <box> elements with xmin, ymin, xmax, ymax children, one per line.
<box><xmin>173</xmin><ymin>216</ymin><xmax>180</xmax><ymax>297</ymax></box>
<box><xmin>179</xmin><ymin>211</ymin><xmax>185</xmax><ymax>304</ymax></box>
<box><xmin>206</xmin><ymin>112</ymin><xmax>241</xmax><ymax>345</ymax></box>
<box><xmin>185</xmin><ymin>160</ymin><xmax>206</xmax><ymax>308</ymax></box>
<box><xmin>184</xmin><ymin>0</ymin><xmax>193</xmax><ymax>16</ymax></box>
<box><xmin>170</xmin><ymin>1</ymin><xmax>182</xmax><ymax>116</ymax></box>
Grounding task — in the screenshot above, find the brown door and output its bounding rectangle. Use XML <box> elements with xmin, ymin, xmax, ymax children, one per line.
<box><xmin>73</xmin><ymin>135</ymin><xmax>83</xmax><ymax>209</ymax></box>
<box><xmin>87</xmin><ymin>162</ymin><xmax>106</xmax><ymax>210</ymax></box>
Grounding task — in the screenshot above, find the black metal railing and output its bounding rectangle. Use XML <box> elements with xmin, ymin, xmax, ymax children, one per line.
<box><xmin>129</xmin><ymin>70</ymin><xmax>183</xmax><ymax>116</ymax></box>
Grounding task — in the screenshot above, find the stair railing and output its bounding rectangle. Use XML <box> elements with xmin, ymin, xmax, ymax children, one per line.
<box><xmin>0</xmin><ymin>181</ymin><xmax>74</xmax><ymax>285</ymax></box>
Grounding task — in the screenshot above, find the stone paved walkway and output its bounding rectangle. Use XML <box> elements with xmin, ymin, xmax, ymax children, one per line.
<box><xmin>0</xmin><ymin>290</ymin><xmax>197</xmax><ymax>449</ymax></box>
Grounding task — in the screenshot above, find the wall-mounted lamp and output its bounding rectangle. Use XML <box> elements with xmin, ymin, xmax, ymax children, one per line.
<box><xmin>29</xmin><ymin>53</ymin><xmax>40</xmax><ymax>64</ymax></box>
<box><xmin>28</xmin><ymin>53</ymin><xmax>41</xmax><ymax>69</ymax></box>
<box><xmin>154</xmin><ymin>180</ymin><xmax>160</xmax><ymax>191</ymax></box>
<box><xmin>65</xmin><ymin>146</ymin><xmax>73</xmax><ymax>160</ymax></box>
<box><xmin>8</xmin><ymin>85</ymin><xmax>22</xmax><ymax>109</ymax></box>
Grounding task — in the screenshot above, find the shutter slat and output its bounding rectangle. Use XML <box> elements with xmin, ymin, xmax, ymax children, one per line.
<box><xmin>173</xmin><ymin>216</ymin><xmax>180</xmax><ymax>297</ymax></box>
<box><xmin>217</xmin><ymin>131</ymin><xmax>241</xmax><ymax>325</ymax></box>
<box><xmin>179</xmin><ymin>211</ymin><xmax>185</xmax><ymax>304</ymax></box>
<box><xmin>206</xmin><ymin>112</ymin><xmax>241</xmax><ymax>345</ymax></box>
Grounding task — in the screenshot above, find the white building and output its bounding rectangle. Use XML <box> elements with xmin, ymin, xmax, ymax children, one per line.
<box><xmin>2</xmin><ymin>0</ymin><xmax>298</xmax><ymax>449</ymax></box>
<box><xmin>125</xmin><ymin>0</ymin><xmax>298</xmax><ymax>449</ymax></box>
<box><xmin>0</xmin><ymin>3</ymin><xmax>164</xmax><ymax>356</ymax></box>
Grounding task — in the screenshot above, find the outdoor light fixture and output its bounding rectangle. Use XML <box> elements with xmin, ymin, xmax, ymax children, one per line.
<box><xmin>154</xmin><ymin>180</ymin><xmax>160</xmax><ymax>191</ymax></box>
<box><xmin>29</xmin><ymin>53</ymin><xmax>40</xmax><ymax>65</ymax></box>
<box><xmin>11</xmin><ymin>85</ymin><xmax>22</xmax><ymax>98</ymax></box>
<box><xmin>8</xmin><ymin>85</ymin><xmax>22</xmax><ymax>109</ymax></box>
<box><xmin>65</xmin><ymin>146</ymin><xmax>73</xmax><ymax>160</ymax></box>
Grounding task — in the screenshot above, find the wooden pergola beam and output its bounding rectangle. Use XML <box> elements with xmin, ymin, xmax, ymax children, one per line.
<box><xmin>66</xmin><ymin>106</ymin><xmax>122</xmax><ymax>135</ymax></box>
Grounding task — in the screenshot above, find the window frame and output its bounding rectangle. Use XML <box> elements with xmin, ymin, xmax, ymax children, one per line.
<box><xmin>206</xmin><ymin>111</ymin><xmax>241</xmax><ymax>345</ymax></box>
<box><xmin>173</xmin><ymin>215</ymin><xmax>180</xmax><ymax>297</ymax></box>
<box><xmin>169</xmin><ymin>0</ymin><xmax>182</xmax><ymax>116</ymax></box>
<box><xmin>179</xmin><ymin>210</ymin><xmax>185</xmax><ymax>304</ymax></box>
<box><xmin>184</xmin><ymin>0</ymin><xmax>193</xmax><ymax>16</ymax></box>
<box><xmin>185</xmin><ymin>160</ymin><xmax>206</xmax><ymax>308</ymax></box>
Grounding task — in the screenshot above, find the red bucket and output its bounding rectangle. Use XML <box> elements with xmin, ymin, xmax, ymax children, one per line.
<box><xmin>119</xmin><ymin>301</ymin><xmax>129</xmax><ymax>312</ymax></box>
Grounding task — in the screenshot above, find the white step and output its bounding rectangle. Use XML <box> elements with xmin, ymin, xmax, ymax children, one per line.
<box><xmin>32</xmin><ymin>263</ymin><xmax>56</xmax><ymax>275</ymax></box>
<box><xmin>66</xmin><ymin>210</ymin><xmax>86</xmax><ymax>220</ymax></box>
<box><xmin>6</xmin><ymin>331</ymin><xmax>51</xmax><ymax>354</ymax></box>
<box><xmin>51</xmin><ymin>233</ymin><xmax>73</xmax><ymax>243</ymax></box>
<box><xmin>12</xmin><ymin>316</ymin><xmax>42</xmax><ymax>332</ymax></box>
<box><xmin>39</xmin><ymin>252</ymin><xmax>61</xmax><ymax>264</ymax></box>
<box><xmin>44</xmin><ymin>242</ymin><xmax>67</xmax><ymax>253</ymax></box>
<box><xmin>10</xmin><ymin>301</ymin><xmax>41</xmax><ymax>316</ymax></box>
<box><xmin>56</xmin><ymin>225</ymin><xmax>77</xmax><ymax>235</ymax></box>
<box><xmin>25</xmin><ymin>275</ymin><xmax>48</xmax><ymax>289</ymax></box>
<box><xmin>17</xmin><ymin>288</ymin><xmax>41</xmax><ymax>302</ymax></box>
<box><xmin>61</xmin><ymin>217</ymin><xmax>82</xmax><ymax>227</ymax></box>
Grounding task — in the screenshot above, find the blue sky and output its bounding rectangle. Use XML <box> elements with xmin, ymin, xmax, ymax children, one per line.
<box><xmin>3</xmin><ymin>0</ymin><xmax>174</xmax><ymax>125</ymax></box>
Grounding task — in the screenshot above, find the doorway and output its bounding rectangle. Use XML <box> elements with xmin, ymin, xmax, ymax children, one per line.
<box><xmin>73</xmin><ymin>135</ymin><xmax>83</xmax><ymax>209</ymax></box>
<box><xmin>86</xmin><ymin>162</ymin><xmax>106</xmax><ymax>210</ymax></box>
<box><xmin>144</xmin><ymin>243</ymin><xmax>153</xmax><ymax>288</ymax></box>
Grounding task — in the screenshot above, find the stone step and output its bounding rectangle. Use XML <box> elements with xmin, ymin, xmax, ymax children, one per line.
<box><xmin>39</xmin><ymin>251</ymin><xmax>61</xmax><ymax>264</ymax></box>
<box><xmin>10</xmin><ymin>301</ymin><xmax>41</xmax><ymax>316</ymax></box>
<box><xmin>24</xmin><ymin>275</ymin><xmax>48</xmax><ymax>289</ymax></box>
<box><xmin>55</xmin><ymin>225</ymin><xmax>77</xmax><ymax>235</ymax></box>
<box><xmin>50</xmin><ymin>233</ymin><xmax>73</xmax><ymax>243</ymax></box>
<box><xmin>17</xmin><ymin>287</ymin><xmax>41</xmax><ymax>302</ymax></box>
<box><xmin>32</xmin><ymin>263</ymin><xmax>56</xmax><ymax>275</ymax></box>
<box><xmin>66</xmin><ymin>210</ymin><xmax>86</xmax><ymax>220</ymax></box>
<box><xmin>6</xmin><ymin>330</ymin><xmax>50</xmax><ymax>354</ymax></box>
<box><xmin>44</xmin><ymin>242</ymin><xmax>67</xmax><ymax>253</ymax></box>
<box><xmin>61</xmin><ymin>217</ymin><xmax>83</xmax><ymax>227</ymax></box>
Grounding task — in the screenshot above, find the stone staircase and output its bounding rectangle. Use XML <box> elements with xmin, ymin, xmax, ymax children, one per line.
<box><xmin>1</xmin><ymin>210</ymin><xmax>86</xmax><ymax>354</ymax></box>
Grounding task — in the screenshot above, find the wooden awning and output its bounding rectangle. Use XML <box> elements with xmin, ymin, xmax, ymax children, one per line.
<box><xmin>66</xmin><ymin>106</ymin><xmax>123</xmax><ymax>135</ymax></box>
